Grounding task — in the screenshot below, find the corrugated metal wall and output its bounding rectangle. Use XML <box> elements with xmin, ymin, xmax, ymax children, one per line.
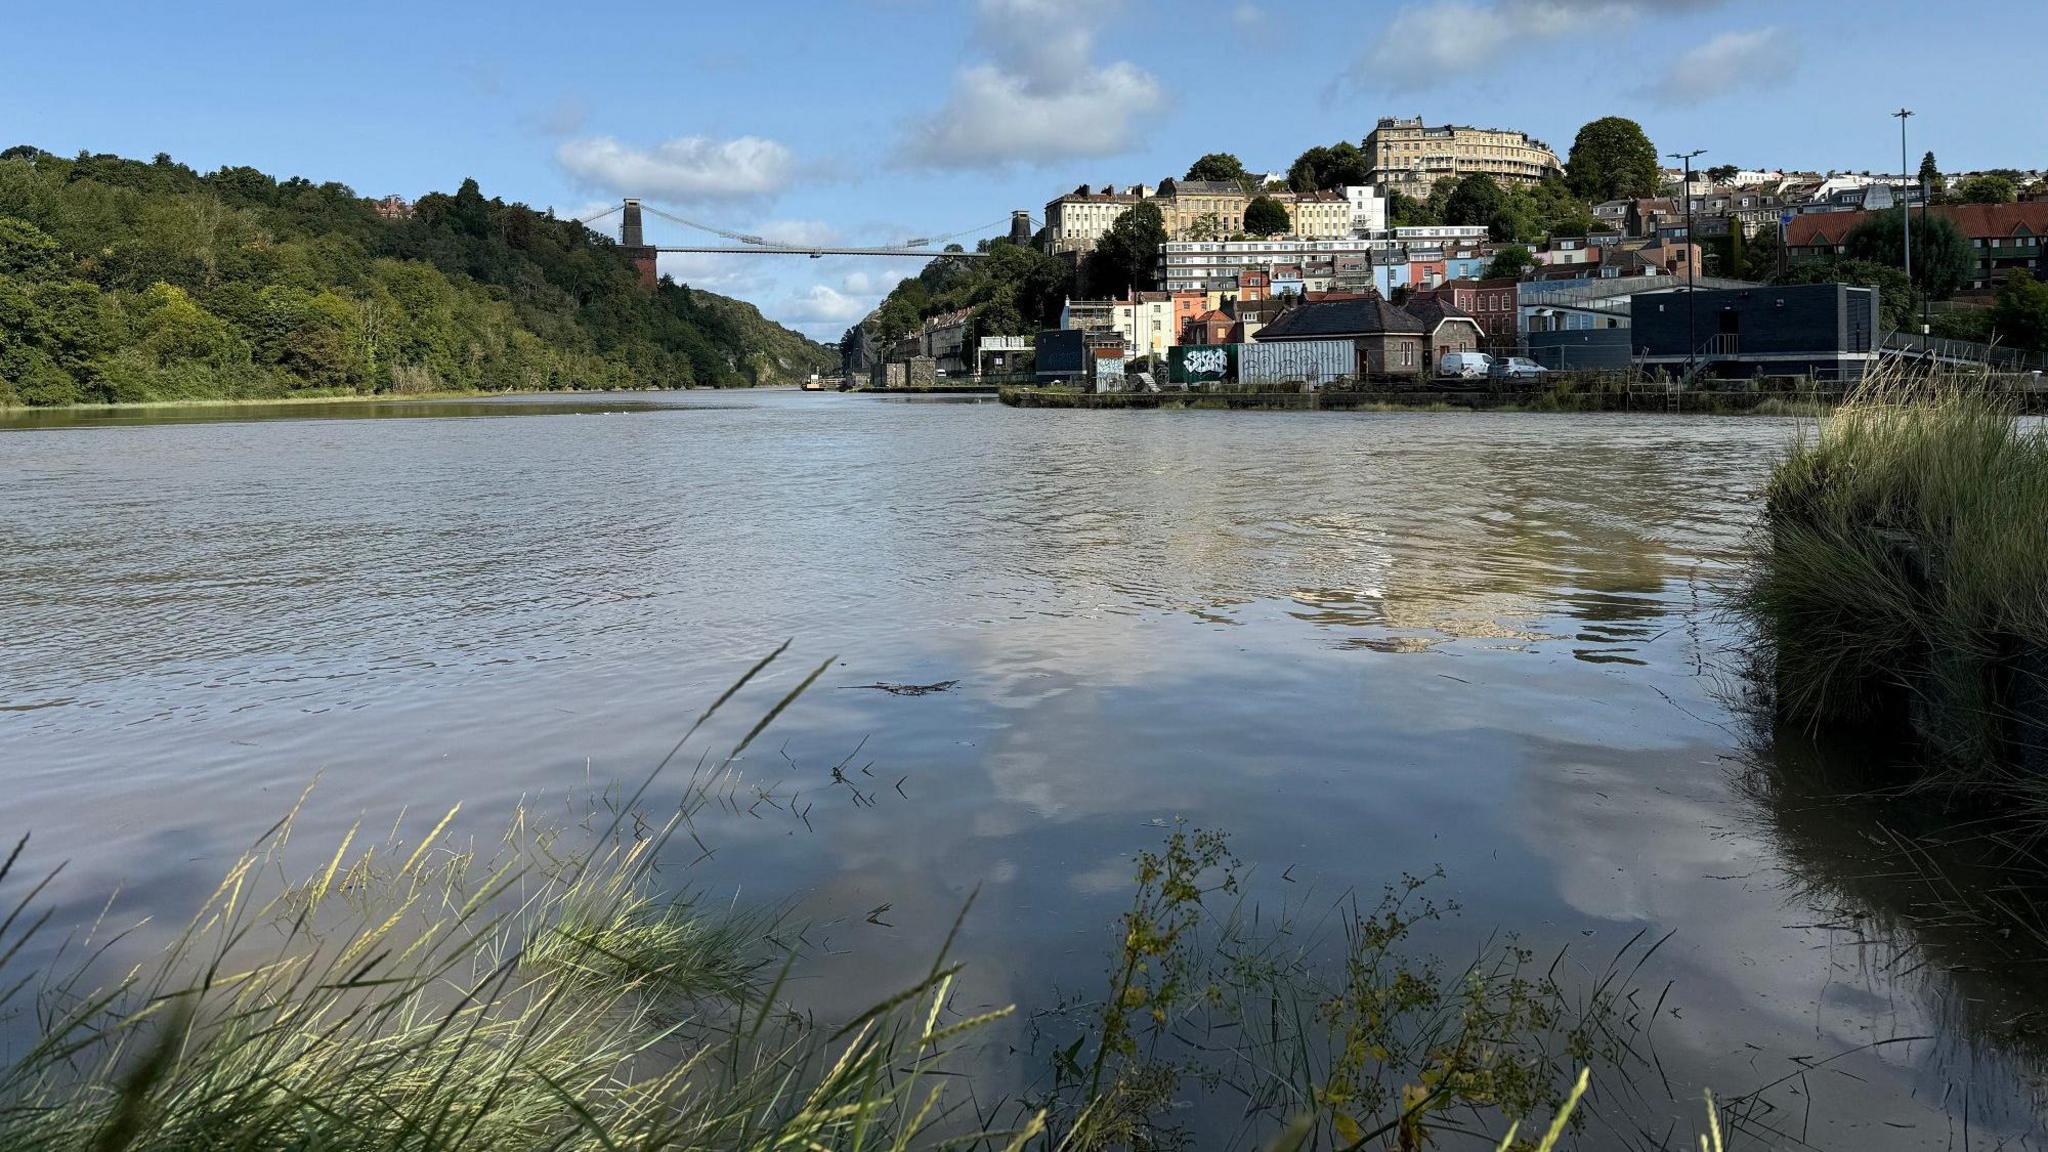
<box><xmin>1168</xmin><ymin>341</ymin><xmax>1359</xmax><ymax>387</ymax></box>
<box><xmin>1239</xmin><ymin>340</ymin><xmax>1357</xmax><ymax>387</ymax></box>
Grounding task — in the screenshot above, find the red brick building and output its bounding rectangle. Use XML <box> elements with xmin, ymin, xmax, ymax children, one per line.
<box><xmin>1184</xmin><ymin>309</ymin><xmax>1236</xmax><ymax>345</ymax></box>
<box><xmin>1787</xmin><ymin>203</ymin><xmax>2048</xmax><ymax>292</ymax></box>
<box><xmin>1414</xmin><ymin>278</ymin><xmax>1518</xmax><ymax>352</ymax></box>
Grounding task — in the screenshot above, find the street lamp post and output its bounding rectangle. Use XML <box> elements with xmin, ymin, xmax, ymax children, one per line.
<box><xmin>1669</xmin><ymin>149</ymin><xmax>1706</xmax><ymax>380</ymax></box>
<box><xmin>1894</xmin><ymin>108</ymin><xmax>1915</xmax><ymax>333</ymax></box>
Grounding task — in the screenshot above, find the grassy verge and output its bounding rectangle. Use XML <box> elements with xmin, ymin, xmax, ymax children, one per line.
<box><xmin>1741</xmin><ymin>368</ymin><xmax>2048</xmax><ymax>796</ymax></box>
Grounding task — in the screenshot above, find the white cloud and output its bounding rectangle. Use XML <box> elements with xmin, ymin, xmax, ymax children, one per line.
<box><xmin>897</xmin><ymin>0</ymin><xmax>1163</xmax><ymax>169</ymax></box>
<box><xmin>1231</xmin><ymin>2</ymin><xmax>1265</xmax><ymax>26</ymax></box>
<box><xmin>555</xmin><ymin>134</ymin><xmax>797</xmax><ymax>201</ymax></box>
<box><xmin>1350</xmin><ymin>0</ymin><xmax>1725</xmax><ymax>90</ymax></box>
<box><xmin>1646</xmin><ymin>27</ymin><xmax>1799</xmax><ymax>106</ymax></box>
<box><xmin>780</xmin><ymin>284</ymin><xmax>873</xmax><ymax>325</ymax></box>
<box><xmin>754</xmin><ymin>219</ymin><xmax>840</xmax><ymax>246</ymax></box>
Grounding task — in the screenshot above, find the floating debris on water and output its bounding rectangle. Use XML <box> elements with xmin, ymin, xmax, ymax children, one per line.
<box><xmin>840</xmin><ymin>680</ymin><xmax>959</xmax><ymax>696</ymax></box>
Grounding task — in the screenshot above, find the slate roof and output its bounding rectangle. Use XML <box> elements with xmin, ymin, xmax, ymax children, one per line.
<box><xmin>1257</xmin><ymin>297</ymin><xmax>1424</xmax><ymax>340</ymax></box>
<box><xmin>1401</xmin><ymin>297</ymin><xmax>1481</xmax><ymax>332</ymax></box>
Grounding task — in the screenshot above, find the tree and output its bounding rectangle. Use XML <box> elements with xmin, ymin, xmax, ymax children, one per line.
<box><xmin>1087</xmin><ymin>201</ymin><xmax>1168</xmax><ymax>296</ymax></box>
<box><xmin>1991</xmin><ymin>269</ymin><xmax>2048</xmax><ymax>352</ymax></box>
<box><xmin>1422</xmin><ymin>176</ymin><xmax>1461</xmax><ymax>224</ymax></box>
<box><xmin>1706</xmin><ymin>164</ymin><xmax>1740</xmax><ymax>183</ymax></box>
<box><xmin>1287</xmin><ymin>142</ymin><xmax>1369</xmax><ymax>193</ymax></box>
<box><xmin>1955</xmin><ymin>173</ymin><xmax>2018</xmax><ymax>204</ymax></box>
<box><xmin>1775</xmin><ymin>258</ymin><xmax>1916</xmax><ymax>333</ymax></box>
<box><xmin>1442</xmin><ymin>174</ymin><xmax>1506</xmax><ymax>230</ymax></box>
<box><xmin>1385</xmin><ymin>189</ymin><xmax>1435</xmax><ymax>228</ymax></box>
<box><xmin>1185</xmin><ymin>153</ymin><xmax>1248</xmax><ymax>183</ymax></box>
<box><xmin>1483</xmin><ymin>246</ymin><xmax>1534</xmax><ymax>280</ymax></box>
<box><xmin>0</xmin><ymin>216</ymin><xmax>66</xmax><ymax>279</ymax></box>
<box><xmin>1843</xmin><ymin>212</ymin><xmax>1972</xmax><ymax>299</ymax></box>
<box><xmin>1243</xmin><ymin>196</ymin><xmax>1291</xmax><ymax>237</ymax></box>
<box><xmin>1743</xmin><ymin>224</ymin><xmax>1785</xmax><ymax>281</ymax></box>
<box><xmin>1918</xmin><ymin>152</ymin><xmax>1947</xmax><ymax>203</ymax></box>
<box><xmin>1565</xmin><ymin>117</ymin><xmax>1659</xmax><ymax>201</ymax></box>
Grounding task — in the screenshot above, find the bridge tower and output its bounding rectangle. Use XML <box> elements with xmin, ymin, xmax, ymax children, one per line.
<box><xmin>1009</xmin><ymin>210</ymin><xmax>1033</xmax><ymax>246</ymax></box>
<box><xmin>620</xmin><ymin>198</ymin><xmax>659</xmax><ymax>291</ymax></box>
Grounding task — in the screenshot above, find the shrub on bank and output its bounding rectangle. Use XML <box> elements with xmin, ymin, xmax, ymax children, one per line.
<box><xmin>1743</xmin><ymin>373</ymin><xmax>2048</xmax><ymax>786</ymax></box>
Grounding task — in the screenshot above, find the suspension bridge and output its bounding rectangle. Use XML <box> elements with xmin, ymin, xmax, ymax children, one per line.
<box><xmin>576</xmin><ymin>199</ymin><xmax>1037</xmax><ymax>289</ymax></box>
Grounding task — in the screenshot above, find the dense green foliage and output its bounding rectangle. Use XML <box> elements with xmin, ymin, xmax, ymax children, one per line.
<box><xmin>847</xmin><ymin>236</ymin><xmax>1077</xmax><ymax>362</ymax></box>
<box><xmin>1746</xmin><ymin>377</ymin><xmax>2048</xmax><ymax>788</ymax></box>
<box><xmin>1086</xmin><ymin>201</ymin><xmax>1168</xmax><ymax>297</ymax></box>
<box><xmin>1957</xmin><ymin>173</ymin><xmax>2018</xmax><ymax>204</ymax></box>
<box><xmin>1397</xmin><ymin>174</ymin><xmax>1596</xmax><ymax>244</ymax></box>
<box><xmin>1287</xmin><ymin>142</ymin><xmax>1370</xmax><ymax>193</ymax></box>
<box><xmin>1441</xmin><ymin>173</ymin><xmax>1506</xmax><ymax>230</ymax></box>
<box><xmin>0</xmin><ymin>148</ymin><xmax>832</xmax><ymax>406</ymax></box>
<box><xmin>1243</xmin><ymin>195</ymin><xmax>1290</xmax><ymax>236</ymax></box>
<box><xmin>1774</xmin><ymin>257</ymin><xmax>1917</xmax><ymax>331</ymax></box>
<box><xmin>1184</xmin><ymin>153</ymin><xmax>1249</xmax><ymax>183</ymax></box>
<box><xmin>1843</xmin><ymin>212</ymin><xmax>1972</xmax><ymax>299</ymax></box>
<box><xmin>1484</xmin><ymin>245</ymin><xmax>1535</xmax><ymax>280</ymax></box>
<box><xmin>1565</xmin><ymin>117</ymin><xmax>1660</xmax><ymax>202</ymax></box>
<box><xmin>1991</xmin><ymin>269</ymin><xmax>2048</xmax><ymax>351</ymax></box>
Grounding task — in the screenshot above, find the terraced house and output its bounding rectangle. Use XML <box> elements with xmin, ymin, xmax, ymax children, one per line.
<box><xmin>1786</xmin><ymin>203</ymin><xmax>2048</xmax><ymax>292</ymax></box>
<box><xmin>1364</xmin><ymin>117</ymin><xmax>1563</xmax><ymax>199</ymax></box>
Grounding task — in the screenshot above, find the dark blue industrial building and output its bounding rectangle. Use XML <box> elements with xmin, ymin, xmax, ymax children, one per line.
<box><xmin>1630</xmin><ymin>283</ymin><xmax>1881</xmax><ymax>381</ymax></box>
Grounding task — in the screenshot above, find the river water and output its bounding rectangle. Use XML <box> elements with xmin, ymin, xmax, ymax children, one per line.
<box><xmin>2</xmin><ymin>391</ymin><xmax>2042</xmax><ymax>1147</ymax></box>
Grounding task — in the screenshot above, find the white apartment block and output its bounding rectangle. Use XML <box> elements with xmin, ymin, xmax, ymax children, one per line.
<box><xmin>1382</xmin><ymin>224</ymin><xmax>1489</xmax><ymax>246</ymax></box>
<box><xmin>1160</xmin><ymin>238</ymin><xmax>1385</xmax><ymax>293</ymax></box>
<box><xmin>1112</xmin><ymin>293</ymin><xmax>1178</xmax><ymax>359</ymax></box>
<box><xmin>1347</xmin><ymin>185</ymin><xmax>1387</xmax><ymax>234</ymax></box>
<box><xmin>1047</xmin><ymin>183</ymin><xmax>1390</xmax><ymax>255</ymax></box>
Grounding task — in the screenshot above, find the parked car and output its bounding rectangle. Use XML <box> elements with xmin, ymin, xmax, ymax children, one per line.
<box><xmin>1438</xmin><ymin>352</ymin><xmax>1493</xmax><ymax>379</ymax></box>
<box><xmin>1490</xmin><ymin>357</ymin><xmax>1551</xmax><ymax>380</ymax></box>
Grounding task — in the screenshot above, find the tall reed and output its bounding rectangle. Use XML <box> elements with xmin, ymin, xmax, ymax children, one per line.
<box><xmin>1742</xmin><ymin>367</ymin><xmax>2048</xmax><ymax>793</ymax></box>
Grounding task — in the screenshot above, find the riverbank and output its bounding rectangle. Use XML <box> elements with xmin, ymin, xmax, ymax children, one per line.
<box><xmin>0</xmin><ymin>384</ymin><xmax>750</xmax><ymax>415</ymax></box>
<box><xmin>999</xmin><ymin>383</ymin><xmax>1836</xmax><ymax>415</ymax></box>
<box><xmin>850</xmin><ymin>383</ymin><xmax>1001</xmax><ymax>395</ymax></box>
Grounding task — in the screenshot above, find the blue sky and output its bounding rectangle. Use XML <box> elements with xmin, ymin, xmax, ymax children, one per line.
<box><xmin>6</xmin><ymin>0</ymin><xmax>2036</xmax><ymax>340</ymax></box>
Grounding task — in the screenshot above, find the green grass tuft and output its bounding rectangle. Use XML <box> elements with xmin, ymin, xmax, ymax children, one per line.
<box><xmin>1742</xmin><ymin>366</ymin><xmax>2048</xmax><ymax>794</ymax></box>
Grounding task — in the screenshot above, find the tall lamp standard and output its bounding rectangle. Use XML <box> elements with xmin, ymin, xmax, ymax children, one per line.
<box><xmin>1894</xmin><ymin>108</ymin><xmax>1915</xmax><ymax>333</ymax></box>
<box><xmin>1669</xmin><ymin>148</ymin><xmax>1707</xmax><ymax>379</ymax></box>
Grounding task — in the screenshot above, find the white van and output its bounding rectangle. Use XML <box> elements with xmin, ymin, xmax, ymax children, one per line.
<box><xmin>1438</xmin><ymin>352</ymin><xmax>1493</xmax><ymax>379</ymax></box>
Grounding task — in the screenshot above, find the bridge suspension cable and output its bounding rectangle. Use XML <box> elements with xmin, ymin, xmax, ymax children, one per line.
<box><xmin>638</xmin><ymin>201</ymin><xmax>1013</xmax><ymax>256</ymax></box>
<box><xmin>640</xmin><ymin>203</ymin><xmax>787</xmax><ymax>248</ymax></box>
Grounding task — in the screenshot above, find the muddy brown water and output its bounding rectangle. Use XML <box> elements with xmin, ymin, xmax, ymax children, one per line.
<box><xmin>3</xmin><ymin>390</ymin><xmax>2043</xmax><ymax>1147</ymax></box>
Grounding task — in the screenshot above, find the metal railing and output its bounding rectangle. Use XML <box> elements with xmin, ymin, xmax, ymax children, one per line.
<box><xmin>1883</xmin><ymin>332</ymin><xmax>2048</xmax><ymax>372</ymax></box>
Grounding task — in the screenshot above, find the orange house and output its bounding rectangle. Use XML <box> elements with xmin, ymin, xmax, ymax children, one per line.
<box><xmin>1171</xmin><ymin>291</ymin><xmax>1208</xmax><ymax>342</ymax></box>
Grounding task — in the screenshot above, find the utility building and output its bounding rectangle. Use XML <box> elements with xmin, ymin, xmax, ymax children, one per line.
<box><xmin>1630</xmin><ymin>283</ymin><xmax>1880</xmax><ymax>381</ymax></box>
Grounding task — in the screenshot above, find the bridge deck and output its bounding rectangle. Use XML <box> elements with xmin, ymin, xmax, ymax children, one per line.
<box><xmin>653</xmin><ymin>245</ymin><xmax>986</xmax><ymax>258</ymax></box>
